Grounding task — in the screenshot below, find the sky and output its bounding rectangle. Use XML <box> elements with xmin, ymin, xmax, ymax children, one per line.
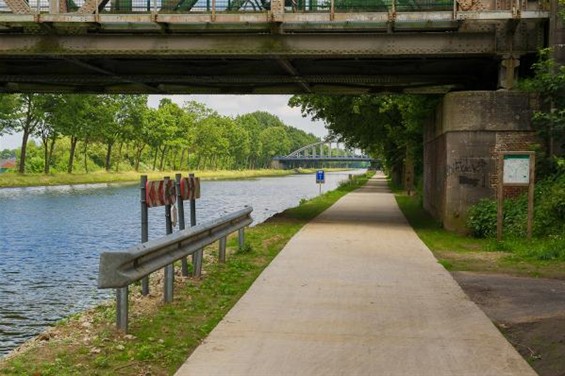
<box><xmin>0</xmin><ymin>95</ymin><xmax>328</xmax><ymax>151</ymax></box>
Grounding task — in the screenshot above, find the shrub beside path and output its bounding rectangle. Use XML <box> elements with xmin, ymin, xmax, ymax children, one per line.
<box><xmin>175</xmin><ymin>174</ymin><xmax>536</xmax><ymax>376</ymax></box>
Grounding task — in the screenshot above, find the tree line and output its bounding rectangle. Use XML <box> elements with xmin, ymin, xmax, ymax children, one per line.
<box><xmin>0</xmin><ymin>94</ymin><xmax>320</xmax><ymax>174</ymax></box>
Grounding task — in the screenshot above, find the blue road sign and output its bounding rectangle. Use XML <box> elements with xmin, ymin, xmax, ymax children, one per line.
<box><xmin>316</xmin><ymin>170</ymin><xmax>325</xmax><ymax>184</ymax></box>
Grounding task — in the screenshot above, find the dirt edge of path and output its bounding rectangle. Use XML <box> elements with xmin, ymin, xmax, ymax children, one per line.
<box><xmin>452</xmin><ymin>271</ymin><xmax>565</xmax><ymax>376</ymax></box>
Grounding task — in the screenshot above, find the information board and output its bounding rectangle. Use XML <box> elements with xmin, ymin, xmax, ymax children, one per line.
<box><xmin>503</xmin><ymin>155</ymin><xmax>530</xmax><ymax>185</ymax></box>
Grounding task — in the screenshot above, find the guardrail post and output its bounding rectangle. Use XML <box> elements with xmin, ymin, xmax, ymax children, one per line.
<box><xmin>219</xmin><ymin>237</ymin><xmax>227</xmax><ymax>263</ymax></box>
<box><xmin>189</xmin><ymin>173</ymin><xmax>203</xmax><ymax>278</ymax></box>
<box><xmin>176</xmin><ymin>174</ymin><xmax>190</xmax><ymax>277</ymax></box>
<box><xmin>238</xmin><ymin>228</ymin><xmax>245</xmax><ymax>249</ymax></box>
<box><xmin>164</xmin><ymin>176</ymin><xmax>174</xmax><ymax>303</ymax></box>
<box><xmin>116</xmin><ymin>286</ymin><xmax>128</xmax><ymax>332</ymax></box>
<box><xmin>140</xmin><ymin>175</ymin><xmax>150</xmax><ymax>296</ymax></box>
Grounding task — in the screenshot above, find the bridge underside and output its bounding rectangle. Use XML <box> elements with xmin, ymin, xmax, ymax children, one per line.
<box><xmin>0</xmin><ymin>54</ymin><xmax>503</xmax><ymax>94</ymax></box>
<box><xmin>0</xmin><ymin>11</ymin><xmax>548</xmax><ymax>94</ymax></box>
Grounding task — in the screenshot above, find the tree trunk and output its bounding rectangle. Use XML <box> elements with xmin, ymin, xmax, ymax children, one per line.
<box><xmin>152</xmin><ymin>147</ymin><xmax>159</xmax><ymax>171</ymax></box>
<box><xmin>172</xmin><ymin>148</ymin><xmax>180</xmax><ymax>170</ymax></box>
<box><xmin>179</xmin><ymin>149</ymin><xmax>186</xmax><ymax>171</ymax></box>
<box><xmin>83</xmin><ymin>140</ymin><xmax>89</xmax><ymax>173</ymax></box>
<box><xmin>47</xmin><ymin>138</ymin><xmax>56</xmax><ymax>174</ymax></box>
<box><xmin>42</xmin><ymin>138</ymin><xmax>49</xmax><ymax>174</ymax></box>
<box><xmin>18</xmin><ymin>131</ymin><xmax>30</xmax><ymax>174</ymax></box>
<box><xmin>68</xmin><ymin>136</ymin><xmax>78</xmax><ymax>173</ymax></box>
<box><xmin>159</xmin><ymin>145</ymin><xmax>167</xmax><ymax>171</ymax></box>
<box><xmin>135</xmin><ymin>144</ymin><xmax>145</xmax><ymax>172</ymax></box>
<box><xmin>105</xmin><ymin>142</ymin><xmax>113</xmax><ymax>171</ymax></box>
<box><xmin>115</xmin><ymin>142</ymin><xmax>123</xmax><ymax>172</ymax></box>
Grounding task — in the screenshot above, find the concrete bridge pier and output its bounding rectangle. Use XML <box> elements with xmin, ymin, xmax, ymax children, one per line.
<box><xmin>423</xmin><ymin>91</ymin><xmax>538</xmax><ymax>232</ymax></box>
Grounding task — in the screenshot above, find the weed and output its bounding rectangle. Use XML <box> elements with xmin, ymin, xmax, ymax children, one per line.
<box><xmin>236</xmin><ymin>243</ymin><xmax>254</xmax><ymax>254</ymax></box>
<box><xmin>438</xmin><ymin>260</ymin><xmax>454</xmax><ymax>270</ymax></box>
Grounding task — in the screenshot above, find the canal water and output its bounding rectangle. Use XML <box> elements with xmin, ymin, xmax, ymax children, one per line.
<box><xmin>0</xmin><ymin>170</ymin><xmax>363</xmax><ymax>357</ymax></box>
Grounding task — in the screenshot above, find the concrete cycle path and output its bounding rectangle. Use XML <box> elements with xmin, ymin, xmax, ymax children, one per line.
<box><xmin>175</xmin><ymin>174</ymin><xmax>536</xmax><ymax>376</ymax></box>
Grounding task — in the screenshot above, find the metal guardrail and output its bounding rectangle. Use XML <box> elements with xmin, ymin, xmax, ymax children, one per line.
<box><xmin>98</xmin><ymin>206</ymin><xmax>252</xmax><ymax>331</ymax></box>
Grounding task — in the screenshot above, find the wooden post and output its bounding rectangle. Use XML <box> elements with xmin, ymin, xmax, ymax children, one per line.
<box><xmin>527</xmin><ymin>153</ymin><xmax>536</xmax><ymax>239</ymax></box>
<box><xmin>497</xmin><ymin>155</ymin><xmax>504</xmax><ymax>241</ymax></box>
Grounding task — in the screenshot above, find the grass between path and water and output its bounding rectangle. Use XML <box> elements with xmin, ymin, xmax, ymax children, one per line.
<box><xmin>393</xmin><ymin>192</ymin><xmax>565</xmax><ymax>279</ymax></box>
<box><xmin>0</xmin><ymin>172</ymin><xmax>373</xmax><ymax>376</ymax></box>
<box><xmin>0</xmin><ymin>168</ymin><xmax>330</xmax><ymax>188</ymax></box>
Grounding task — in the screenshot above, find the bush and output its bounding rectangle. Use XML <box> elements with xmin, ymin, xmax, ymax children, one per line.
<box><xmin>467</xmin><ymin>199</ymin><xmax>497</xmax><ymax>238</ymax></box>
<box><xmin>467</xmin><ymin>174</ymin><xmax>565</xmax><ymax>239</ymax></box>
<box><xmin>534</xmin><ymin>174</ymin><xmax>565</xmax><ymax>236</ymax></box>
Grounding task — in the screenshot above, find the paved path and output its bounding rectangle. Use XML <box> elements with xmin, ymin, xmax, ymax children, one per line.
<box><xmin>175</xmin><ymin>175</ymin><xmax>536</xmax><ymax>376</ymax></box>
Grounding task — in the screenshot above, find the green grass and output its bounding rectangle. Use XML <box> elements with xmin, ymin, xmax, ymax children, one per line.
<box><xmin>0</xmin><ymin>168</ymin><xmax>336</xmax><ymax>188</ymax></box>
<box><xmin>394</xmin><ymin>192</ymin><xmax>565</xmax><ymax>279</ymax></box>
<box><xmin>0</xmin><ymin>172</ymin><xmax>373</xmax><ymax>376</ymax></box>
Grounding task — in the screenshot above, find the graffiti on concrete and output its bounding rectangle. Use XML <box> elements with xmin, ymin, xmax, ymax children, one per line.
<box><xmin>447</xmin><ymin>157</ymin><xmax>488</xmax><ymax>188</ymax></box>
<box><xmin>447</xmin><ymin>158</ymin><xmax>488</xmax><ymax>176</ymax></box>
<box><xmin>459</xmin><ymin>176</ymin><xmax>480</xmax><ymax>187</ymax></box>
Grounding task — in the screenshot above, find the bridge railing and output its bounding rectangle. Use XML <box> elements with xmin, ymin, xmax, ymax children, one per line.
<box><xmin>0</xmin><ymin>0</ymin><xmax>541</xmax><ymax>14</ymax></box>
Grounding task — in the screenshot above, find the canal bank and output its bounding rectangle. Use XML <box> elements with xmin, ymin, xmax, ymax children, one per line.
<box><xmin>0</xmin><ymin>172</ymin><xmax>368</xmax><ymax>372</ymax></box>
<box><xmin>0</xmin><ymin>168</ymin><xmax>324</xmax><ymax>189</ymax></box>
<box><xmin>0</xmin><ymin>171</ymin><xmax>373</xmax><ymax>374</ymax></box>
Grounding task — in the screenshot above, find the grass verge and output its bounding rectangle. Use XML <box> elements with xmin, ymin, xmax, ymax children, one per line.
<box><xmin>0</xmin><ymin>168</ymin><xmax>334</xmax><ymax>188</ymax></box>
<box><xmin>394</xmin><ymin>192</ymin><xmax>565</xmax><ymax>279</ymax></box>
<box><xmin>0</xmin><ymin>172</ymin><xmax>373</xmax><ymax>376</ymax></box>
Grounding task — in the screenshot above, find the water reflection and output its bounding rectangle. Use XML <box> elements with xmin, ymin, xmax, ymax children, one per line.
<box><xmin>0</xmin><ymin>170</ymin><xmax>362</xmax><ymax>356</ymax></box>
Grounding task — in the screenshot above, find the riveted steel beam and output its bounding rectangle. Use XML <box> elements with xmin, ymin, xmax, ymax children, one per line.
<box><xmin>0</xmin><ymin>32</ymin><xmax>500</xmax><ymax>56</ymax></box>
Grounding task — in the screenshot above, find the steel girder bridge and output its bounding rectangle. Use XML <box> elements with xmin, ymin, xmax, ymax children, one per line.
<box><xmin>0</xmin><ymin>0</ymin><xmax>555</xmax><ymax>94</ymax></box>
<box><xmin>272</xmin><ymin>140</ymin><xmax>374</xmax><ymax>168</ymax></box>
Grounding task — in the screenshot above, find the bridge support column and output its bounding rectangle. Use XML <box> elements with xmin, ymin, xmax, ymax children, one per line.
<box><xmin>423</xmin><ymin>91</ymin><xmax>538</xmax><ymax>232</ymax></box>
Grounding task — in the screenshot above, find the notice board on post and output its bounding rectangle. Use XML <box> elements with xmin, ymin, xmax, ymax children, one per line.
<box><xmin>497</xmin><ymin>151</ymin><xmax>535</xmax><ymax>240</ymax></box>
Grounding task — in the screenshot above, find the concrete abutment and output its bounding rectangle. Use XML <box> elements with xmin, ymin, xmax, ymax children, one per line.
<box><xmin>424</xmin><ymin>91</ymin><xmax>539</xmax><ymax>232</ymax></box>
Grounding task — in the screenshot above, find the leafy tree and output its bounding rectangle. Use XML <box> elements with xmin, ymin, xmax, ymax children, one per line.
<box><xmin>259</xmin><ymin>126</ymin><xmax>291</xmax><ymax>167</ymax></box>
<box><xmin>82</xmin><ymin>95</ymin><xmax>117</xmax><ymax>173</ymax></box>
<box><xmin>248</xmin><ymin>111</ymin><xmax>286</xmax><ymax>129</ymax></box>
<box><xmin>521</xmin><ymin>48</ymin><xmax>565</xmax><ymax>175</ymax></box>
<box><xmin>111</xmin><ymin>95</ymin><xmax>148</xmax><ymax>171</ymax></box>
<box><xmin>193</xmin><ymin>115</ymin><xmax>232</xmax><ymax>169</ymax></box>
<box><xmin>236</xmin><ymin>113</ymin><xmax>264</xmax><ymax>169</ymax></box>
<box><xmin>38</xmin><ymin>94</ymin><xmax>63</xmax><ymax>174</ymax></box>
<box><xmin>48</xmin><ymin>95</ymin><xmax>87</xmax><ymax>173</ymax></box>
<box><xmin>0</xmin><ymin>94</ymin><xmax>48</xmax><ymax>173</ymax></box>
<box><xmin>0</xmin><ymin>94</ymin><xmax>21</xmax><ymax>136</ymax></box>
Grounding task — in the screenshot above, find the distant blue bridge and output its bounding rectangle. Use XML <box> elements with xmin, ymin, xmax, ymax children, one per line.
<box><xmin>273</xmin><ymin>140</ymin><xmax>375</xmax><ymax>168</ymax></box>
